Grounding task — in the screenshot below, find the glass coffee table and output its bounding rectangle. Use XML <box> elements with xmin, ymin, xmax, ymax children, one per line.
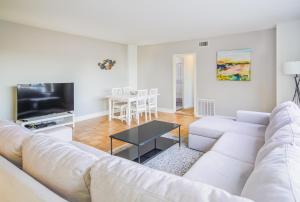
<box><xmin>110</xmin><ymin>120</ymin><xmax>181</xmax><ymax>164</ymax></box>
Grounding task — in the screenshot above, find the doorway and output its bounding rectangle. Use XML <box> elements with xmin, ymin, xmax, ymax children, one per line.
<box><xmin>173</xmin><ymin>54</ymin><xmax>196</xmax><ymax>116</ymax></box>
<box><xmin>175</xmin><ymin>58</ymin><xmax>184</xmax><ymax>110</ymax></box>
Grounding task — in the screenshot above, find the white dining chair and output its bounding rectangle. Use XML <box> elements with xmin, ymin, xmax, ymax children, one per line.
<box><xmin>131</xmin><ymin>89</ymin><xmax>148</xmax><ymax>124</ymax></box>
<box><xmin>148</xmin><ymin>88</ymin><xmax>158</xmax><ymax>119</ymax></box>
<box><xmin>112</xmin><ymin>88</ymin><xmax>123</xmax><ymax>97</ymax></box>
<box><xmin>111</xmin><ymin>88</ymin><xmax>127</xmax><ymax>122</ymax></box>
<box><xmin>123</xmin><ymin>86</ymin><xmax>135</xmax><ymax>96</ymax></box>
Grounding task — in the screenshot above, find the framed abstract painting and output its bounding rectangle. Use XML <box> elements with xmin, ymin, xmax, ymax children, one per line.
<box><xmin>217</xmin><ymin>49</ymin><xmax>251</xmax><ymax>81</ymax></box>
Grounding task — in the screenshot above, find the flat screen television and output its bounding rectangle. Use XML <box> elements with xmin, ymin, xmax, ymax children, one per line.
<box><xmin>17</xmin><ymin>83</ymin><xmax>74</xmax><ymax>120</ymax></box>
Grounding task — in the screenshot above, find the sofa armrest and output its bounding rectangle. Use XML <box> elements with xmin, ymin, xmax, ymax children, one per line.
<box><xmin>236</xmin><ymin>110</ymin><xmax>270</xmax><ymax>126</ymax></box>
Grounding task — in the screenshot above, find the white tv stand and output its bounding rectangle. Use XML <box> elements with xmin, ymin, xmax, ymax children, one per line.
<box><xmin>16</xmin><ymin>112</ymin><xmax>74</xmax><ymax>136</ymax></box>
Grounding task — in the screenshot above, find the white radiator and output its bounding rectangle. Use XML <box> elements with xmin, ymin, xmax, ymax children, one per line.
<box><xmin>197</xmin><ymin>99</ymin><xmax>215</xmax><ymax>117</ymax></box>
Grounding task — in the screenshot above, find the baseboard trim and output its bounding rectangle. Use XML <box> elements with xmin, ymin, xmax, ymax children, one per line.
<box><xmin>158</xmin><ymin>107</ymin><xmax>175</xmax><ymax>113</ymax></box>
<box><xmin>195</xmin><ymin>114</ymin><xmax>235</xmax><ymax>120</ymax></box>
<box><xmin>75</xmin><ymin>107</ymin><xmax>177</xmax><ymax>122</ymax></box>
<box><xmin>75</xmin><ymin>111</ymin><xmax>108</xmax><ymax>122</ymax></box>
<box><xmin>75</xmin><ymin>110</ymin><xmax>235</xmax><ymax>122</ymax></box>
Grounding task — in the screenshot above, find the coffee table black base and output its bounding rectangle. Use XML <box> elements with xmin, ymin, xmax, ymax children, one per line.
<box><xmin>114</xmin><ymin>137</ymin><xmax>178</xmax><ymax>164</ymax></box>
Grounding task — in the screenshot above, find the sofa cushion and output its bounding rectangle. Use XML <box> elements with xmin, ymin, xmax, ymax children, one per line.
<box><xmin>270</xmin><ymin>122</ymin><xmax>300</xmax><ymax>145</ymax></box>
<box><xmin>265</xmin><ymin>102</ymin><xmax>300</xmax><ymax>141</ymax></box>
<box><xmin>269</xmin><ymin>101</ymin><xmax>297</xmax><ymax>119</ymax></box>
<box><xmin>255</xmin><ymin>140</ymin><xmax>283</xmax><ymax>166</ymax></box>
<box><xmin>0</xmin><ymin>156</ymin><xmax>67</xmax><ymax>202</ymax></box>
<box><xmin>241</xmin><ymin>144</ymin><xmax>300</xmax><ymax>202</ymax></box>
<box><xmin>188</xmin><ymin>133</ymin><xmax>217</xmax><ymax>151</ymax></box>
<box><xmin>236</xmin><ymin>110</ymin><xmax>270</xmax><ymax>126</ymax></box>
<box><xmin>71</xmin><ymin>141</ymin><xmax>109</xmax><ymax>158</ymax></box>
<box><xmin>183</xmin><ymin>151</ymin><xmax>253</xmax><ymax>195</ymax></box>
<box><xmin>22</xmin><ymin>135</ymin><xmax>99</xmax><ymax>202</ymax></box>
<box><xmin>0</xmin><ymin>120</ymin><xmax>32</xmax><ymax>167</ymax></box>
<box><xmin>211</xmin><ymin>132</ymin><xmax>264</xmax><ymax>164</ymax></box>
<box><xmin>189</xmin><ymin>117</ymin><xmax>266</xmax><ymax>139</ymax></box>
<box><xmin>255</xmin><ymin>122</ymin><xmax>300</xmax><ymax>165</ymax></box>
<box><xmin>0</xmin><ymin>120</ymin><xmax>16</xmax><ymax>128</ymax></box>
<box><xmin>90</xmin><ymin>155</ymin><xmax>252</xmax><ymax>202</ymax></box>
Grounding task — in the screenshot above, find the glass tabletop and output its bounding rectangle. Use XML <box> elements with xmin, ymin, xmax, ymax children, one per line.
<box><xmin>110</xmin><ymin>120</ymin><xmax>180</xmax><ymax>146</ymax></box>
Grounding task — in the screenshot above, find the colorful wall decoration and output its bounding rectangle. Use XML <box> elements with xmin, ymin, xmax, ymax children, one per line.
<box><xmin>217</xmin><ymin>49</ymin><xmax>251</xmax><ymax>81</ymax></box>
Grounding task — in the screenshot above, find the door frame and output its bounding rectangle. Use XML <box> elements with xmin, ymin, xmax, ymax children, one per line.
<box><xmin>172</xmin><ymin>53</ymin><xmax>197</xmax><ymax>115</ymax></box>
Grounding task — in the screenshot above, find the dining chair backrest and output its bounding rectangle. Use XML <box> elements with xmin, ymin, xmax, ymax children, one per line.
<box><xmin>149</xmin><ymin>88</ymin><xmax>158</xmax><ymax>95</ymax></box>
<box><xmin>123</xmin><ymin>87</ymin><xmax>135</xmax><ymax>96</ymax></box>
<box><xmin>137</xmin><ymin>89</ymin><xmax>148</xmax><ymax>108</ymax></box>
<box><xmin>137</xmin><ymin>89</ymin><xmax>148</xmax><ymax>96</ymax></box>
<box><xmin>112</xmin><ymin>88</ymin><xmax>123</xmax><ymax>97</ymax></box>
<box><xmin>148</xmin><ymin>88</ymin><xmax>158</xmax><ymax>106</ymax></box>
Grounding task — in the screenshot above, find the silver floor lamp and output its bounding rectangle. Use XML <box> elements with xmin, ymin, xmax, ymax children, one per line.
<box><xmin>284</xmin><ymin>61</ymin><xmax>300</xmax><ymax>105</ymax></box>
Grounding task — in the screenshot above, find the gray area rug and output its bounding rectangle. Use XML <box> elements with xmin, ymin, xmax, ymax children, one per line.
<box><xmin>144</xmin><ymin>143</ymin><xmax>202</xmax><ymax>176</ymax></box>
<box><xmin>112</xmin><ymin>133</ymin><xmax>203</xmax><ymax>176</ymax></box>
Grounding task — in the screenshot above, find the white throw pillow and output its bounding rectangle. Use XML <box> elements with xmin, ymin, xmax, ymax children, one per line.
<box><xmin>0</xmin><ymin>120</ymin><xmax>32</xmax><ymax>167</ymax></box>
<box><xmin>90</xmin><ymin>155</ymin><xmax>252</xmax><ymax>202</ymax></box>
<box><xmin>22</xmin><ymin>135</ymin><xmax>99</xmax><ymax>202</ymax></box>
<box><xmin>265</xmin><ymin>103</ymin><xmax>300</xmax><ymax>141</ymax></box>
<box><xmin>242</xmin><ymin>144</ymin><xmax>300</xmax><ymax>202</ymax></box>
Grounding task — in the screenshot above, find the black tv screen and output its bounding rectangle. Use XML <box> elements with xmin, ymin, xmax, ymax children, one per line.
<box><xmin>17</xmin><ymin>83</ymin><xmax>74</xmax><ymax>120</ymax></box>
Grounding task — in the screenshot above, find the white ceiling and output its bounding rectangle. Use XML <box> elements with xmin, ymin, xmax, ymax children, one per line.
<box><xmin>0</xmin><ymin>0</ymin><xmax>300</xmax><ymax>45</ymax></box>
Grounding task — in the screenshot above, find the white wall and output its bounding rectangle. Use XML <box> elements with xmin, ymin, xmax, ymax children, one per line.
<box><xmin>0</xmin><ymin>20</ymin><xmax>128</xmax><ymax>120</ymax></box>
<box><xmin>128</xmin><ymin>45</ymin><xmax>138</xmax><ymax>89</ymax></box>
<box><xmin>138</xmin><ymin>29</ymin><xmax>276</xmax><ymax>116</ymax></box>
<box><xmin>183</xmin><ymin>54</ymin><xmax>194</xmax><ymax>108</ymax></box>
<box><xmin>276</xmin><ymin>20</ymin><xmax>300</xmax><ymax>104</ymax></box>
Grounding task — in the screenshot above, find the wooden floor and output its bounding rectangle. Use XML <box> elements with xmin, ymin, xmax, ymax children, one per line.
<box><xmin>176</xmin><ymin>107</ymin><xmax>194</xmax><ymax>116</ymax></box>
<box><xmin>74</xmin><ymin>112</ymin><xmax>198</xmax><ymax>152</ymax></box>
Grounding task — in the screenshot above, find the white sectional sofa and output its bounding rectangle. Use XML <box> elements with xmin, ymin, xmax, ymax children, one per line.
<box><xmin>0</xmin><ymin>120</ymin><xmax>251</xmax><ymax>202</ymax></box>
<box><xmin>0</xmin><ymin>101</ymin><xmax>299</xmax><ymax>202</ymax></box>
<box><xmin>187</xmin><ymin>101</ymin><xmax>300</xmax><ymax>201</ymax></box>
<box><xmin>188</xmin><ymin>111</ymin><xmax>269</xmax><ymax>152</ymax></box>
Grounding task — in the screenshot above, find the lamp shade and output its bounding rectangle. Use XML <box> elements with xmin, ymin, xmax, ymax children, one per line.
<box><xmin>283</xmin><ymin>61</ymin><xmax>300</xmax><ymax>75</ymax></box>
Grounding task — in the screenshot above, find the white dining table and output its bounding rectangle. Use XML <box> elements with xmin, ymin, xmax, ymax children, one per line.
<box><xmin>106</xmin><ymin>94</ymin><xmax>159</xmax><ymax>125</ymax></box>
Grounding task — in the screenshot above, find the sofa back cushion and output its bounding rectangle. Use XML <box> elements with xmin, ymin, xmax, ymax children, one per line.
<box><xmin>22</xmin><ymin>135</ymin><xmax>99</xmax><ymax>202</ymax></box>
<box><xmin>0</xmin><ymin>120</ymin><xmax>32</xmax><ymax>167</ymax></box>
<box><xmin>265</xmin><ymin>102</ymin><xmax>300</xmax><ymax>142</ymax></box>
<box><xmin>269</xmin><ymin>101</ymin><xmax>295</xmax><ymax>117</ymax></box>
<box><xmin>90</xmin><ymin>155</ymin><xmax>253</xmax><ymax>202</ymax></box>
<box><xmin>71</xmin><ymin>141</ymin><xmax>109</xmax><ymax>158</ymax></box>
<box><xmin>0</xmin><ymin>156</ymin><xmax>67</xmax><ymax>202</ymax></box>
<box><xmin>256</xmin><ymin>122</ymin><xmax>300</xmax><ymax>164</ymax></box>
<box><xmin>236</xmin><ymin>111</ymin><xmax>270</xmax><ymax>126</ymax></box>
<box><xmin>241</xmin><ymin>144</ymin><xmax>300</xmax><ymax>202</ymax></box>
